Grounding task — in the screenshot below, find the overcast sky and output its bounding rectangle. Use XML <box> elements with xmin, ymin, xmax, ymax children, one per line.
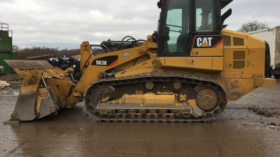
<box><xmin>0</xmin><ymin>0</ymin><xmax>279</xmax><ymax>50</ymax></box>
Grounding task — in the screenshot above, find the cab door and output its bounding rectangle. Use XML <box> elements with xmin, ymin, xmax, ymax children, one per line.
<box><xmin>158</xmin><ymin>0</ymin><xmax>191</xmax><ymax>57</ymax></box>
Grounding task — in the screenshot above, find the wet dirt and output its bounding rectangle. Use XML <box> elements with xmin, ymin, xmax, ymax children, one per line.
<box><xmin>0</xmin><ymin>81</ymin><xmax>280</xmax><ymax>157</ymax></box>
<box><xmin>0</xmin><ymin>73</ymin><xmax>22</xmax><ymax>90</ymax></box>
<box><xmin>0</xmin><ymin>74</ymin><xmax>21</xmax><ymax>97</ymax></box>
<box><xmin>249</xmin><ymin>106</ymin><xmax>280</xmax><ymax>117</ymax></box>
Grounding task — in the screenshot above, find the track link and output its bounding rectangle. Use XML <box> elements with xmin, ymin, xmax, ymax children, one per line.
<box><xmin>85</xmin><ymin>72</ymin><xmax>228</xmax><ymax>123</ymax></box>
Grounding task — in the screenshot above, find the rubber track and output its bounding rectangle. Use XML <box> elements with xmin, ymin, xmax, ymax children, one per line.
<box><xmin>85</xmin><ymin>72</ymin><xmax>228</xmax><ymax>123</ymax></box>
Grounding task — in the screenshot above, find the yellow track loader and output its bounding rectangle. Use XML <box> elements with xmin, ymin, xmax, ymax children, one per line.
<box><xmin>5</xmin><ymin>0</ymin><xmax>276</xmax><ymax>123</ymax></box>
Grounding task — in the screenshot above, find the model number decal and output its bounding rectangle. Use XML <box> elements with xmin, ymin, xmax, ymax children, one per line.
<box><xmin>96</xmin><ymin>60</ymin><xmax>108</xmax><ymax>66</ymax></box>
<box><xmin>92</xmin><ymin>56</ymin><xmax>118</xmax><ymax>67</ymax></box>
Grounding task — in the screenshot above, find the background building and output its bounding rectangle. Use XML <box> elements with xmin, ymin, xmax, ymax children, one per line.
<box><xmin>0</xmin><ymin>22</ymin><xmax>17</xmax><ymax>74</ymax></box>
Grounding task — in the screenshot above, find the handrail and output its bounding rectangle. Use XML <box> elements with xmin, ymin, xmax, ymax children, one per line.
<box><xmin>0</xmin><ymin>22</ymin><xmax>12</xmax><ymax>37</ymax></box>
<box><xmin>0</xmin><ymin>22</ymin><xmax>9</xmax><ymax>31</ymax></box>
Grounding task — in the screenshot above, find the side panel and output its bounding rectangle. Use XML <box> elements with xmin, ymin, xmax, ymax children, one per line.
<box><xmin>155</xmin><ymin>57</ymin><xmax>223</xmax><ymax>71</ymax></box>
<box><xmin>249</xmin><ymin>28</ymin><xmax>277</xmax><ymax>69</ymax></box>
<box><xmin>222</xmin><ymin>29</ymin><xmax>266</xmax><ymax>79</ymax></box>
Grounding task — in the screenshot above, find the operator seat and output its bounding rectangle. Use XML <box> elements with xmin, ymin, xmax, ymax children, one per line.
<box><xmin>176</xmin><ymin>33</ymin><xmax>188</xmax><ymax>52</ymax></box>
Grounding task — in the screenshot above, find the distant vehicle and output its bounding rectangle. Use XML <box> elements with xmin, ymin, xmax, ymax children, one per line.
<box><xmin>249</xmin><ymin>27</ymin><xmax>280</xmax><ymax>79</ymax></box>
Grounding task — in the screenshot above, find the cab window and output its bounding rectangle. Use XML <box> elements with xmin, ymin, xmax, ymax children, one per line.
<box><xmin>165</xmin><ymin>9</ymin><xmax>183</xmax><ymax>52</ymax></box>
<box><xmin>196</xmin><ymin>0</ymin><xmax>214</xmax><ymax>32</ymax></box>
<box><xmin>162</xmin><ymin>0</ymin><xmax>190</xmax><ymax>55</ymax></box>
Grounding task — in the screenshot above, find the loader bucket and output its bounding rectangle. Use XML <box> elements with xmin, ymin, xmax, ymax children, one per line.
<box><xmin>5</xmin><ymin>60</ymin><xmax>53</xmax><ymax>70</ymax></box>
<box><xmin>4</xmin><ymin>60</ymin><xmax>61</xmax><ymax>123</ymax></box>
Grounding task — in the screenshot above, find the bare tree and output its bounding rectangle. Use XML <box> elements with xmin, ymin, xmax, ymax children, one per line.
<box><xmin>238</xmin><ymin>21</ymin><xmax>268</xmax><ymax>33</ymax></box>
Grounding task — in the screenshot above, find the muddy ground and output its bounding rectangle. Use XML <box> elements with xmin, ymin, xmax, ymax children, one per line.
<box><xmin>0</xmin><ymin>80</ymin><xmax>280</xmax><ymax>157</ymax></box>
<box><xmin>0</xmin><ymin>74</ymin><xmax>22</xmax><ymax>88</ymax></box>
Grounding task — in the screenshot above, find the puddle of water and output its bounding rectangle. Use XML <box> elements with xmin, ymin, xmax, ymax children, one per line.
<box><xmin>4</xmin><ymin>104</ymin><xmax>279</xmax><ymax>157</ymax></box>
<box><xmin>13</xmin><ymin>91</ymin><xmax>19</xmax><ymax>96</ymax></box>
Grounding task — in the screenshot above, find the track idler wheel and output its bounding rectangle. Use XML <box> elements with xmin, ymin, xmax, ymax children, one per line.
<box><xmin>196</xmin><ymin>87</ymin><xmax>219</xmax><ymax>111</ymax></box>
<box><xmin>86</xmin><ymin>86</ymin><xmax>115</xmax><ymax>115</ymax></box>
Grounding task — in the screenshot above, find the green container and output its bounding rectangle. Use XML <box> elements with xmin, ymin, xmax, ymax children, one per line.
<box><xmin>0</xmin><ymin>31</ymin><xmax>12</xmax><ymax>53</ymax></box>
<box><xmin>0</xmin><ymin>53</ymin><xmax>17</xmax><ymax>73</ymax></box>
<box><xmin>0</xmin><ymin>29</ymin><xmax>15</xmax><ymax>73</ymax></box>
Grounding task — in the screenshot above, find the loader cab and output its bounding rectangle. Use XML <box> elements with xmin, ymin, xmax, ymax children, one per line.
<box><xmin>157</xmin><ymin>0</ymin><xmax>232</xmax><ymax>56</ymax></box>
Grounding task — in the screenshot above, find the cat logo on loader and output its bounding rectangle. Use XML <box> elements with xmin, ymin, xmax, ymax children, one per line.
<box><xmin>197</xmin><ymin>37</ymin><xmax>213</xmax><ymax>48</ymax></box>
